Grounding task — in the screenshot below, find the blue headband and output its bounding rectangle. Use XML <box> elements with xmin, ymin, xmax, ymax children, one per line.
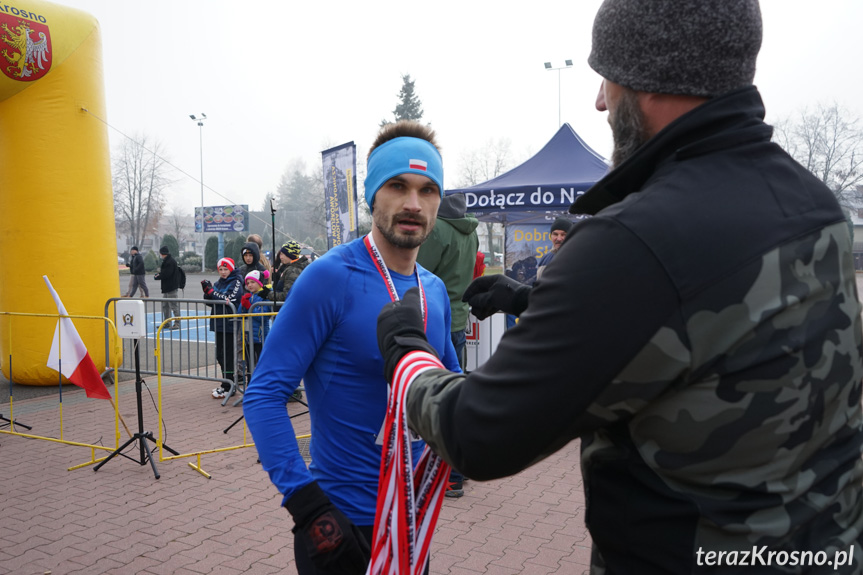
<box><xmin>365</xmin><ymin>137</ymin><xmax>444</xmax><ymax>211</ymax></box>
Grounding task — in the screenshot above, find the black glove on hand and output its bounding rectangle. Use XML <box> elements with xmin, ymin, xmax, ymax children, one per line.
<box><xmin>285</xmin><ymin>481</ymin><xmax>370</xmax><ymax>574</ymax></box>
<box><xmin>258</xmin><ymin>285</ymin><xmax>270</xmax><ymax>298</ymax></box>
<box><xmin>377</xmin><ymin>287</ymin><xmax>439</xmax><ymax>383</ymax></box>
<box><xmin>200</xmin><ymin>279</ymin><xmax>212</xmax><ymax>293</ymax></box>
<box><xmin>462</xmin><ymin>274</ymin><xmax>531</xmax><ymax>321</ymax></box>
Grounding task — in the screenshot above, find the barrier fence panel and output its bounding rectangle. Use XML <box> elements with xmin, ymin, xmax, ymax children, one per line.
<box><xmin>104</xmin><ymin>297</ymin><xmax>240</xmax><ymax>406</ymax></box>
<box><xmin>245</xmin><ymin>300</ymin><xmax>277</xmax><ymax>375</ymax></box>
<box><xmin>2</xmin><ymin>301</ymin><xmax>309</xmax><ymax>477</ymax></box>
<box><xmin>151</xmin><ymin>310</ymin><xmax>286</xmax><ymax>478</ymax></box>
<box><xmin>0</xmin><ymin>311</ymin><xmax>125</xmax><ymax>470</ymax></box>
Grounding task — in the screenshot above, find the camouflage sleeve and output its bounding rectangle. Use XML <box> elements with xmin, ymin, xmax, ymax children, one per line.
<box><xmin>405</xmin><ymin>217</ymin><xmax>681</xmax><ymax>480</ymax></box>
<box><xmin>271</xmin><ymin>259</ymin><xmax>309</xmax><ymax>302</ymax></box>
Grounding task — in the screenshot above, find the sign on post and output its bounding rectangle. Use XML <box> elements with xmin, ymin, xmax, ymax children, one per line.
<box><xmin>115</xmin><ymin>300</ymin><xmax>146</xmax><ymax>339</ymax></box>
<box><xmin>195</xmin><ymin>205</ymin><xmax>249</xmax><ymax>233</ymax></box>
<box><xmin>465</xmin><ymin>313</ymin><xmax>505</xmax><ymax>372</ymax></box>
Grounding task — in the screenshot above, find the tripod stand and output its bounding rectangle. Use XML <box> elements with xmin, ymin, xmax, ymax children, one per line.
<box><xmin>223</xmin><ymin>389</ymin><xmax>307</xmax><ymax>434</ymax></box>
<box><xmin>94</xmin><ymin>339</ymin><xmax>178</xmax><ymax>479</ymax></box>
<box><xmin>0</xmin><ymin>413</ymin><xmax>31</xmax><ymax>430</ymax></box>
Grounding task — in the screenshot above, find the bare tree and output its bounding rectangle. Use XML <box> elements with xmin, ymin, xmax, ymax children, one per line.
<box><xmin>113</xmin><ymin>135</ymin><xmax>170</xmax><ymax>249</ymax></box>
<box><xmin>456</xmin><ymin>138</ymin><xmax>514</xmax><ymax>187</ymax></box>
<box><xmin>455</xmin><ymin>138</ymin><xmax>517</xmax><ymax>257</ymax></box>
<box><xmin>773</xmin><ymin>102</ymin><xmax>863</xmax><ymax>208</ymax></box>
<box><xmin>274</xmin><ymin>158</ymin><xmax>327</xmax><ymax>246</ymax></box>
<box><xmin>168</xmin><ymin>207</ymin><xmax>188</xmax><ymax>249</ymax></box>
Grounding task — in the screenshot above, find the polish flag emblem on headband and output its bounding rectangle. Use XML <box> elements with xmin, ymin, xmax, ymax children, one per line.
<box><xmin>409</xmin><ymin>159</ymin><xmax>427</xmax><ymax>171</ymax></box>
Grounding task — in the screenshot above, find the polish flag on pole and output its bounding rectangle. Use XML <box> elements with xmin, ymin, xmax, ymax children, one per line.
<box><xmin>43</xmin><ymin>276</ymin><xmax>112</xmax><ymax>400</ymax></box>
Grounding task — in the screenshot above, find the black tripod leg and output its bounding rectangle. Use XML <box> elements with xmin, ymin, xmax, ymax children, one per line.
<box><xmin>223</xmin><ymin>414</ymin><xmax>244</xmax><ymax>434</ymax></box>
<box><xmin>0</xmin><ymin>414</ymin><xmax>32</xmax><ymax>430</ymax></box>
<box><xmin>139</xmin><ymin>434</ymin><xmax>160</xmax><ymax>480</ymax></box>
<box><xmin>93</xmin><ymin>434</ymin><xmax>142</xmax><ymax>472</ymax></box>
<box><xmin>144</xmin><ymin>432</ymin><xmax>179</xmax><ymax>456</ymax></box>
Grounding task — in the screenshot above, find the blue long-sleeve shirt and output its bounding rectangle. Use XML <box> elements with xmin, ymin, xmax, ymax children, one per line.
<box><xmin>243</xmin><ymin>237</ymin><xmax>460</xmax><ymax>525</ymax></box>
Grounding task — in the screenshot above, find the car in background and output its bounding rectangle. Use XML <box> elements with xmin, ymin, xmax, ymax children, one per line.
<box><xmin>300</xmin><ymin>247</ymin><xmax>319</xmax><ymax>262</ymax></box>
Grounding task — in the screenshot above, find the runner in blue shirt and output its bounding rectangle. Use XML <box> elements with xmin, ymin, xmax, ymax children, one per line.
<box><xmin>244</xmin><ymin>120</ymin><xmax>460</xmax><ymax>575</ymax></box>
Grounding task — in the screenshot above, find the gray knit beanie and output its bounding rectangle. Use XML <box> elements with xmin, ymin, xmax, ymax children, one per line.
<box><xmin>589</xmin><ymin>0</ymin><xmax>762</xmax><ymax>97</ymax></box>
<box><xmin>550</xmin><ymin>217</ymin><xmax>572</xmax><ymax>234</ymax></box>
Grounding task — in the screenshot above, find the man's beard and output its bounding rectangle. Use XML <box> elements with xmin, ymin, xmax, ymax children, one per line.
<box><xmin>373</xmin><ymin>210</ymin><xmax>432</xmax><ymax>249</ymax></box>
<box><xmin>610</xmin><ymin>88</ymin><xmax>650</xmax><ymax>169</ymax></box>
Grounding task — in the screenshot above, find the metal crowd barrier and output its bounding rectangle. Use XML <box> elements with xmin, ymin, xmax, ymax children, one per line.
<box><xmin>104</xmin><ymin>297</ymin><xmax>241</xmax><ymax>406</ymax></box>
<box><xmin>244</xmin><ymin>300</ymin><xmax>281</xmax><ymax>373</ymax></box>
<box><xmin>0</xmin><ymin>310</ymin><xmax>126</xmax><ymax>471</ymax></box>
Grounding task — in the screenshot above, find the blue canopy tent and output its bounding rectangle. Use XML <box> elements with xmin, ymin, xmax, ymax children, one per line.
<box><xmin>446</xmin><ymin>123</ymin><xmax>608</xmax><ymax>274</ymax></box>
<box><xmin>446</xmin><ymin>122</ymin><xmax>609</xmax><ymax>224</ymax></box>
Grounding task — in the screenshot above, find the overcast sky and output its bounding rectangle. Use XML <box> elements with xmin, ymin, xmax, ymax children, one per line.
<box><xmin>54</xmin><ymin>0</ymin><xmax>863</xmax><ymax>218</ymax></box>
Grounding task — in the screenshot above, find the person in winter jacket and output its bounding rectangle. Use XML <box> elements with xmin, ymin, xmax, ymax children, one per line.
<box><xmin>124</xmin><ymin>246</ymin><xmax>149</xmax><ymax>298</ymax></box>
<box><xmin>240</xmin><ymin>270</ymin><xmax>271</xmax><ymax>368</ymax></box>
<box><xmin>246</xmin><ymin>233</ymin><xmax>273</xmax><ymax>274</ymax></box>
<box><xmin>239</xmin><ymin>242</ymin><xmax>266</xmax><ymax>279</ymax></box>
<box><xmin>260</xmin><ymin>240</ymin><xmax>311</xmax><ymax>304</ymax></box>
<box><xmin>202</xmin><ymin>257</ymin><xmax>244</xmax><ymax>399</ymax></box>
<box><xmin>535</xmin><ymin>217</ymin><xmax>572</xmax><ymax>281</ymax></box>
<box><xmin>153</xmin><ymin>246</ymin><xmax>180</xmax><ymax>329</ymax></box>
<box><xmin>376</xmin><ymin>1</ymin><xmax>863</xmax><ymax>573</ymax></box>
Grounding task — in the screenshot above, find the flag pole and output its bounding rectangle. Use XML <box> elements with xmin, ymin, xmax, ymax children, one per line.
<box><xmin>111</xmin><ymin>396</ymin><xmax>133</xmax><ymax>438</ymax></box>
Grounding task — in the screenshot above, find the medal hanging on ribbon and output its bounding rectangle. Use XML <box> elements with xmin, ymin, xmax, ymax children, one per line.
<box><xmin>363</xmin><ymin>233</ymin><xmax>451</xmax><ymax>575</ymax></box>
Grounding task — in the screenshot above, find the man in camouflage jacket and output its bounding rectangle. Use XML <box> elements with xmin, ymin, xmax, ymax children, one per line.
<box><xmin>260</xmin><ymin>241</ymin><xmax>311</xmax><ymax>304</ymax></box>
<box><xmin>375</xmin><ymin>1</ymin><xmax>863</xmax><ymax>573</ymax></box>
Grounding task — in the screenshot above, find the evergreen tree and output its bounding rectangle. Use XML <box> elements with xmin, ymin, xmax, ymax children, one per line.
<box><xmin>381</xmin><ymin>74</ymin><xmax>424</xmax><ymax>126</ymax></box>
<box><xmin>205</xmin><ymin>236</ymin><xmax>219</xmax><ymax>270</ymax></box>
<box><xmin>160</xmin><ymin>234</ymin><xmax>180</xmax><ymax>259</ymax></box>
<box><xmin>144</xmin><ymin>250</ymin><xmax>160</xmax><ymax>272</ymax></box>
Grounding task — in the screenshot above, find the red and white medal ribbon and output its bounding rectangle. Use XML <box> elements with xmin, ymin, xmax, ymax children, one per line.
<box><xmin>367</xmin><ymin>351</ymin><xmax>450</xmax><ymax>575</ymax></box>
<box><xmin>364</xmin><ymin>233</ymin><xmax>427</xmax><ymax>330</ymax></box>
<box><xmin>363</xmin><ymin>233</ymin><xmax>450</xmax><ymax>575</ymax></box>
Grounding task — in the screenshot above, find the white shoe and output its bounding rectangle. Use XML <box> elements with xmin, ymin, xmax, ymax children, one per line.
<box><xmin>212</xmin><ymin>387</ymin><xmax>226</xmax><ymax>399</ymax></box>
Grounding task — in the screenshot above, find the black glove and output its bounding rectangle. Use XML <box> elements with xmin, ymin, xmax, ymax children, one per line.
<box><xmin>258</xmin><ymin>285</ymin><xmax>271</xmax><ymax>298</ymax></box>
<box><xmin>153</xmin><ymin>273</ymin><xmax>160</xmax><ymax>280</ymax></box>
<box><xmin>462</xmin><ymin>274</ymin><xmax>531</xmax><ymax>321</ymax></box>
<box><xmin>285</xmin><ymin>481</ymin><xmax>370</xmax><ymax>574</ymax></box>
<box><xmin>377</xmin><ymin>287</ymin><xmax>439</xmax><ymax>383</ymax></box>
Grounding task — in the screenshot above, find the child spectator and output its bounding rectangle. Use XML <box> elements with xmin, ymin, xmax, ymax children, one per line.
<box><xmin>201</xmin><ymin>257</ymin><xmax>243</xmax><ymax>399</ymax></box>
<box><xmin>240</xmin><ymin>270</ymin><xmax>271</xmax><ymax>367</ymax></box>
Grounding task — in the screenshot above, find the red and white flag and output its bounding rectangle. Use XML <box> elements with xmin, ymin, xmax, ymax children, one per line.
<box><xmin>43</xmin><ymin>276</ymin><xmax>112</xmax><ymax>400</ymax></box>
<box><xmin>408</xmin><ymin>159</ymin><xmax>427</xmax><ymax>171</ymax></box>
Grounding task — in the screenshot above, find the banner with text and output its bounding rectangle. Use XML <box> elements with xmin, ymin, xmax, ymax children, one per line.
<box><xmin>195</xmin><ymin>205</ymin><xmax>249</xmax><ymax>233</ymax></box>
<box><xmin>504</xmin><ymin>224</ymin><xmax>554</xmax><ymax>283</ymax></box>
<box><xmin>322</xmin><ymin>142</ymin><xmax>359</xmax><ymax>249</ymax></box>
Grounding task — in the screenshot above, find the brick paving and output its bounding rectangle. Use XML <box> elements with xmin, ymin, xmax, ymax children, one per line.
<box><xmin>1</xmin><ymin>369</ymin><xmax>591</xmax><ymax>575</ymax></box>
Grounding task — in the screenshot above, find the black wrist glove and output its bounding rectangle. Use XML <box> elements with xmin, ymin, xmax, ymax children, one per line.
<box><xmin>285</xmin><ymin>481</ymin><xmax>370</xmax><ymax>574</ymax></box>
<box><xmin>462</xmin><ymin>274</ymin><xmax>531</xmax><ymax>320</ymax></box>
<box><xmin>201</xmin><ymin>279</ymin><xmax>212</xmax><ymax>293</ymax></box>
<box><xmin>258</xmin><ymin>285</ymin><xmax>270</xmax><ymax>298</ymax></box>
<box><xmin>377</xmin><ymin>287</ymin><xmax>439</xmax><ymax>383</ymax></box>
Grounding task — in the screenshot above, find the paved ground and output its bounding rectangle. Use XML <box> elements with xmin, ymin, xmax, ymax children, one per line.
<box><xmin>8</xmin><ymin>271</ymin><xmax>863</xmax><ymax>573</ymax></box>
<box><xmin>1</xmin><ymin>367</ymin><xmax>591</xmax><ymax>575</ymax></box>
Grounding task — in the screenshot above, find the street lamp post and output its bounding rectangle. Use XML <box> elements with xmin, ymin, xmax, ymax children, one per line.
<box><xmin>544</xmin><ymin>60</ymin><xmax>573</xmax><ymax>128</ymax></box>
<box><xmin>189</xmin><ymin>113</ymin><xmax>207</xmax><ymax>272</ymax></box>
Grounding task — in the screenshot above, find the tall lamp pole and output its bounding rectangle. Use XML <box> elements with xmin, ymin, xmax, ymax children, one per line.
<box><xmin>544</xmin><ymin>60</ymin><xmax>573</xmax><ymax>128</ymax></box>
<box><xmin>189</xmin><ymin>113</ymin><xmax>207</xmax><ymax>272</ymax></box>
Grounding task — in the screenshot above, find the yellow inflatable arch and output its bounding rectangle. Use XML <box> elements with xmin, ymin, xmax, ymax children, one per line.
<box><xmin>0</xmin><ymin>0</ymin><xmax>117</xmax><ymax>385</ymax></box>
